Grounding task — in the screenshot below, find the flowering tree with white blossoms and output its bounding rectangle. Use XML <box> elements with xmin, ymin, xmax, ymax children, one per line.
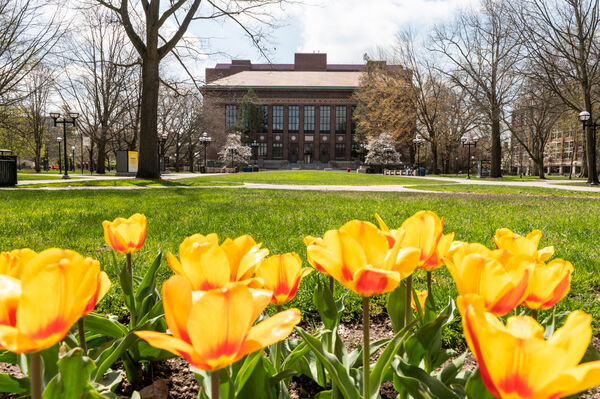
<box><xmin>218</xmin><ymin>132</ymin><xmax>252</xmax><ymax>167</ymax></box>
<box><xmin>365</xmin><ymin>132</ymin><xmax>402</xmax><ymax>165</ymax></box>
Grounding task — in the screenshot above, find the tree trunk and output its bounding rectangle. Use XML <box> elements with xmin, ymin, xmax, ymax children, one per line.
<box><xmin>536</xmin><ymin>157</ymin><xmax>545</xmax><ymax>179</ymax></box>
<box><xmin>137</xmin><ymin>50</ymin><xmax>160</xmax><ymax>179</ymax></box>
<box><xmin>490</xmin><ymin>110</ymin><xmax>502</xmax><ymax>178</ymax></box>
<box><xmin>430</xmin><ymin>140</ymin><xmax>438</xmax><ymax>174</ymax></box>
<box><xmin>96</xmin><ymin>128</ymin><xmax>107</xmax><ymax>174</ymax></box>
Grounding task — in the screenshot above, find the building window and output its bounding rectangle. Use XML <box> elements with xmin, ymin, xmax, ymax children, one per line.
<box><xmin>552</xmin><ymin>129</ymin><xmax>561</xmax><ymax>141</ymax></box>
<box><xmin>335</xmin><ymin>106</ymin><xmax>346</xmax><ymax>134</ymax></box>
<box><xmin>272</xmin><ymin>143</ymin><xmax>283</xmax><ymax>159</ymax></box>
<box><xmin>272</xmin><ymin>105</ymin><xmax>284</xmax><ymax>132</ymax></box>
<box><xmin>304</xmin><ymin>106</ymin><xmax>315</xmax><ymax>132</ymax></box>
<box><xmin>288</xmin><ymin>106</ymin><xmax>299</xmax><ymax>132</ymax></box>
<box><xmin>262</xmin><ymin>106</ymin><xmax>268</xmax><ymax>132</ymax></box>
<box><xmin>564</xmin><ymin>141</ymin><xmax>574</xmax><ymax>159</ymax></box>
<box><xmin>320</xmin><ymin>106</ymin><xmax>330</xmax><ymax>133</ymax></box>
<box><xmin>335</xmin><ymin>143</ymin><xmax>346</xmax><ymax>158</ymax></box>
<box><xmin>258</xmin><ymin>143</ymin><xmax>267</xmax><ymax>158</ymax></box>
<box><xmin>225</xmin><ymin>105</ymin><xmax>237</xmax><ymax>130</ymax></box>
<box><xmin>351</xmin><ymin>106</ymin><xmax>357</xmax><ymax>135</ymax></box>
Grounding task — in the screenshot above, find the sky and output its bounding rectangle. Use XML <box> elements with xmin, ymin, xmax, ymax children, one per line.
<box><xmin>182</xmin><ymin>0</ymin><xmax>478</xmax><ymax>81</ymax></box>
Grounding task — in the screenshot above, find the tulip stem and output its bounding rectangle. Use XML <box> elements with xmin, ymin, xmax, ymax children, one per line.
<box><xmin>78</xmin><ymin>318</ymin><xmax>87</xmax><ymax>355</ymax></box>
<box><xmin>126</xmin><ymin>253</ymin><xmax>136</xmax><ymax>326</ymax></box>
<box><xmin>426</xmin><ymin>271</ymin><xmax>435</xmax><ymax>308</ymax></box>
<box><xmin>405</xmin><ymin>276</ymin><xmax>412</xmax><ymax>327</ymax></box>
<box><xmin>30</xmin><ymin>352</ymin><xmax>42</xmax><ymax>399</ymax></box>
<box><xmin>329</xmin><ymin>276</ymin><xmax>335</xmax><ymax>295</ymax></box>
<box><xmin>362</xmin><ymin>296</ymin><xmax>370</xmax><ymax>399</ymax></box>
<box><xmin>211</xmin><ymin>371</ymin><xmax>219</xmax><ymax>399</ymax></box>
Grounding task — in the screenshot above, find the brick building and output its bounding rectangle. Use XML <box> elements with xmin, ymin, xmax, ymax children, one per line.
<box><xmin>202</xmin><ymin>53</ymin><xmax>371</xmax><ymax>169</ymax></box>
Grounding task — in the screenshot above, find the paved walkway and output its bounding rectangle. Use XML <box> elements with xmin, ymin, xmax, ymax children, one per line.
<box><xmin>9</xmin><ymin>173</ymin><xmax>600</xmax><ymax>195</ymax></box>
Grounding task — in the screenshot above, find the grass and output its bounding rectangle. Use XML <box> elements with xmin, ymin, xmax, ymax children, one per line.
<box><xmin>439</xmin><ymin>174</ymin><xmax>586</xmax><ymax>182</ymax></box>
<box><xmin>410</xmin><ymin>184</ymin><xmax>600</xmax><ymax>197</ymax></box>
<box><xmin>1</xmin><ymin>188</ymin><xmax>599</xmax><ymax>344</ymax></box>
<box><xmin>17</xmin><ymin>174</ymin><xmax>82</xmax><ymax>181</ymax></box>
<box><xmin>188</xmin><ymin>170</ymin><xmax>452</xmax><ymax>185</ymax></box>
<box><xmin>18</xmin><ymin>179</ymin><xmax>241</xmax><ymax>188</ymax></box>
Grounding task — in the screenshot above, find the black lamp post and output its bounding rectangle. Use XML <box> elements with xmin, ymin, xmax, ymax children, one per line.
<box><xmin>461</xmin><ymin>135</ymin><xmax>479</xmax><ymax>179</ymax></box>
<box><xmin>78</xmin><ymin>132</ymin><xmax>85</xmax><ymax>174</ymax></box>
<box><xmin>251</xmin><ymin>140</ymin><xmax>259</xmax><ymax>165</ymax></box>
<box><xmin>57</xmin><ymin>136</ymin><xmax>62</xmax><ymax>174</ymax></box>
<box><xmin>226</xmin><ymin>145</ymin><xmax>235</xmax><ymax>169</ymax></box>
<box><xmin>577</xmin><ymin>111</ymin><xmax>600</xmax><ymax>186</ymax></box>
<box><xmin>50</xmin><ymin>112</ymin><xmax>79</xmax><ymax>179</ymax></box>
<box><xmin>159</xmin><ymin>133</ymin><xmax>168</xmax><ymax>172</ymax></box>
<box><xmin>199</xmin><ymin>132</ymin><xmax>212</xmax><ymax>172</ymax></box>
<box><xmin>413</xmin><ymin>135</ymin><xmax>425</xmax><ymax>169</ymax></box>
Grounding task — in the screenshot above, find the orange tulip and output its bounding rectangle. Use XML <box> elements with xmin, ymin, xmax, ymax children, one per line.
<box><xmin>445</xmin><ymin>243</ymin><xmax>535</xmax><ymax>316</ymax></box>
<box><xmin>306</xmin><ymin>220</ymin><xmax>420</xmax><ymax>297</ymax></box>
<box><xmin>136</xmin><ymin>277</ymin><xmax>301</xmax><ymax>371</ymax></box>
<box><xmin>523</xmin><ymin>259</ymin><xmax>573</xmax><ymax>310</ymax></box>
<box><xmin>494</xmin><ymin>228</ymin><xmax>554</xmax><ymax>263</ymax></box>
<box><xmin>377</xmin><ymin>211</ymin><xmax>454</xmax><ymax>271</ymax></box>
<box><xmin>102</xmin><ymin>213</ymin><xmax>147</xmax><ymax>254</ymax></box>
<box><xmin>458</xmin><ymin>294</ymin><xmax>600</xmax><ymax>399</ymax></box>
<box><xmin>411</xmin><ymin>290</ymin><xmax>428</xmax><ymax>313</ymax></box>
<box><xmin>255</xmin><ymin>253</ymin><xmax>312</xmax><ymax>305</ymax></box>
<box><xmin>166</xmin><ymin>233</ymin><xmax>268</xmax><ymax>291</ymax></box>
<box><xmin>303</xmin><ymin>236</ymin><xmax>328</xmax><ymax>275</ymax></box>
<box><xmin>0</xmin><ymin>249</ymin><xmax>37</xmax><ymax>278</ymax></box>
<box><xmin>0</xmin><ymin>249</ymin><xmax>107</xmax><ymax>353</ymax></box>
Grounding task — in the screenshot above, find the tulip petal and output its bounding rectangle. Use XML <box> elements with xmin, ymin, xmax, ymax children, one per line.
<box><xmin>540</xmin><ymin>361</ymin><xmax>600</xmax><ymax>398</ymax></box>
<box><xmin>547</xmin><ymin>311</ymin><xmax>592</xmax><ymax>369</ymax></box>
<box><xmin>353</xmin><ymin>267</ymin><xmax>400</xmax><ymax>297</ymax></box>
<box><xmin>0</xmin><ymin>249</ymin><xmax>37</xmax><ymax>278</ymax></box>
<box><xmin>167</xmin><ymin>252</ymin><xmax>186</xmax><ymax>277</ymax></box>
<box><xmin>0</xmin><ymin>275</ymin><xmax>21</xmax><ymax>327</ymax></box>
<box><xmin>135</xmin><ymin>331</ymin><xmax>207</xmax><ymax>369</ymax></box>
<box><xmin>0</xmin><ymin>325</ymin><xmax>37</xmax><ymax>353</ymax></box>
<box><xmin>187</xmin><ymin>285</ymin><xmax>255</xmax><ymax>370</ymax></box>
<box><xmin>163</xmin><ymin>276</ymin><xmax>193</xmax><ymax>344</ymax></box>
<box><xmin>240</xmin><ymin>308</ymin><xmax>301</xmax><ymax>358</ymax></box>
<box><xmin>524</xmin><ymin>259</ymin><xmax>573</xmax><ymax>310</ymax></box>
<box><xmin>340</xmin><ymin>220</ymin><xmax>388</xmax><ymax>266</ymax></box>
<box><xmin>181</xmin><ymin>243</ymin><xmax>230</xmax><ymax>291</ymax></box>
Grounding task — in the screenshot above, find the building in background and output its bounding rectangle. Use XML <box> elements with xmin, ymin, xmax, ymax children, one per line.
<box><xmin>202</xmin><ymin>53</ymin><xmax>385</xmax><ymax>169</ymax></box>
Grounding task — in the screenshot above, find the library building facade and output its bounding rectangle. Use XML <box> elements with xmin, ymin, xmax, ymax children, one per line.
<box><xmin>202</xmin><ymin>53</ymin><xmax>367</xmax><ymax>168</ymax></box>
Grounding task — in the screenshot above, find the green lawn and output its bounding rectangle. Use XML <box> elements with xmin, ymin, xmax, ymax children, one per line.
<box><xmin>17</xmin><ymin>174</ymin><xmax>82</xmax><ymax>181</ymax></box>
<box><xmin>18</xmin><ymin>179</ymin><xmax>240</xmax><ymax>188</ymax></box>
<box><xmin>1</xmin><ymin>188</ymin><xmax>599</xmax><ymax>343</ymax></box>
<box><xmin>439</xmin><ymin>174</ymin><xmax>586</xmax><ymax>182</ymax></box>
<box><xmin>189</xmin><ymin>170</ymin><xmax>452</xmax><ymax>185</ymax></box>
<box><xmin>411</xmin><ymin>183</ymin><xmax>600</xmax><ymax>197</ymax></box>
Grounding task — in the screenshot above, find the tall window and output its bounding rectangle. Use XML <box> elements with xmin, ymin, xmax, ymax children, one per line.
<box><xmin>304</xmin><ymin>106</ymin><xmax>315</xmax><ymax>132</ymax></box>
<box><xmin>351</xmin><ymin>106</ymin><xmax>357</xmax><ymax>135</ymax></box>
<box><xmin>320</xmin><ymin>106</ymin><xmax>330</xmax><ymax>133</ymax></box>
<box><xmin>288</xmin><ymin>106</ymin><xmax>299</xmax><ymax>132</ymax></box>
<box><xmin>272</xmin><ymin>143</ymin><xmax>283</xmax><ymax>159</ymax></box>
<box><xmin>335</xmin><ymin>143</ymin><xmax>346</xmax><ymax>158</ymax></box>
<box><xmin>564</xmin><ymin>141</ymin><xmax>574</xmax><ymax>159</ymax></box>
<box><xmin>261</xmin><ymin>106</ymin><xmax>268</xmax><ymax>132</ymax></box>
<box><xmin>258</xmin><ymin>143</ymin><xmax>267</xmax><ymax>157</ymax></box>
<box><xmin>335</xmin><ymin>106</ymin><xmax>346</xmax><ymax>133</ymax></box>
<box><xmin>225</xmin><ymin>105</ymin><xmax>237</xmax><ymax>130</ymax></box>
<box><xmin>272</xmin><ymin>105</ymin><xmax>284</xmax><ymax>132</ymax></box>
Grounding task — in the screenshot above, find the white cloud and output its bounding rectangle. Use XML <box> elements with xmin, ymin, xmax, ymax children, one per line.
<box><xmin>290</xmin><ymin>0</ymin><xmax>478</xmax><ymax>63</ymax></box>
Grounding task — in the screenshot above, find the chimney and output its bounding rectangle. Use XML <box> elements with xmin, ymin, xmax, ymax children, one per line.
<box><xmin>294</xmin><ymin>53</ymin><xmax>327</xmax><ymax>71</ymax></box>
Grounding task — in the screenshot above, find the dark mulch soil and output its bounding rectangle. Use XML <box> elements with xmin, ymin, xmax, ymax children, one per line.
<box><xmin>1</xmin><ymin>320</ymin><xmax>599</xmax><ymax>398</ymax></box>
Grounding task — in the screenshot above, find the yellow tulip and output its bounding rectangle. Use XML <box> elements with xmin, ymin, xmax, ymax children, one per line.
<box><xmin>255</xmin><ymin>253</ymin><xmax>312</xmax><ymax>305</ymax></box>
<box><xmin>524</xmin><ymin>259</ymin><xmax>573</xmax><ymax>310</ymax></box>
<box><xmin>377</xmin><ymin>211</ymin><xmax>454</xmax><ymax>271</ymax></box>
<box><xmin>306</xmin><ymin>220</ymin><xmax>420</xmax><ymax>297</ymax></box>
<box><xmin>167</xmin><ymin>233</ymin><xmax>268</xmax><ymax>291</ymax></box>
<box><xmin>303</xmin><ymin>236</ymin><xmax>329</xmax><ymax>275</ymax></box>
<box><xmin>136</xmin><ymin>277</ymin><xmax>301</xmax><ymax>371</ymax></box>
<box><xmin>0</xmin><ymin>249</ymin><xmax>106</xmax><ymax>353</ymax></box>
<box><xmin>494</xmin><ymin>228</ymin><xmax>554</xmax><ymax>263</ymax></box>
<box><xmin>445</xmin><ymin>243</ymin><xmax>534</xmax><ymax>316</ymax></box>
<box><xmin>102</xmin><ymin>213</ymin><xmax>147</xmax><ymax>254</ymax></box>
<box><xmin>458</xmin><ymin>294</ymin><xmax>600</xmax><ymax>399</ymax></box>
<box><xmin>0</xmin><ymin>249</ymin><xmax>37</xmax><ymax>278</ymax></box>
<box><xmin>411</xmin><ymin>290</ymin><xmax>428</xmax><ymax>313</ymax></box>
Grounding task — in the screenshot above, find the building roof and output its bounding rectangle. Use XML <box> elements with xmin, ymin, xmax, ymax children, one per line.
<box><xmin>205</xmin><ymin>71</ymin><xmax>362</xmax><ymax>89</ymax></box>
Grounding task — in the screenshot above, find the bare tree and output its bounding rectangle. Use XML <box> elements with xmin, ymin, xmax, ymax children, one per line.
<box><xmin>0</xmin><ymin>0</ymin><xmax>62</xmax><ymax>107</ymax></box>
<box><xmin>506</xmin><ymin>77</ymin><xmax>564</xmax><ymax>178</ymax></box>
<box><xmin>431</xmin><ymin>0</ymin><xmax>523</xmax><ymax>178</ymax></box>
<box><xmin>94</xmin><ymin>0</ymin><xmax>295</xmax><ymax>179</ymax></box>
<box><xmin>512</xmin><ymin>0</ymin><xmax>600</xmax><ymax>184</ymax></box>
<box><xmin>60</xmin><ymin>9</ymin><xmax>138</xmax><ymax>174</ymax></box>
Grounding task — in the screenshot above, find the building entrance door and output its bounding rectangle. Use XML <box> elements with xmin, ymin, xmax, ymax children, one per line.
<box><xmin>320</xmin><ymin>145</ymin><xmax>330</xmax><ymax>163</ymax></box>
<box><xmin>289</xmin><ymin>143</ymin><xmax>298</xmax><ymax>163</ymax></box>
<box><xmin>304</xmin><ymin>143</ymin><xmax>313</xmax><ymax>164</ymax></box>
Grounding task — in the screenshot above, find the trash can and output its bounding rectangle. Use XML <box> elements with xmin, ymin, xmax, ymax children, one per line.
<box><xmin>247</xmin><ymin>165</ymin><xmax>252</xmax><ymax>172</ymax></box>
<box><xmin>419</xmin><ymin>167</ymin><xmax>426</xmax><ymax>177</ymax></box>
<box><xmin>0</xmin><ymin>149</ymin><xmax>17</xmax><ymax>186</ymax></box>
